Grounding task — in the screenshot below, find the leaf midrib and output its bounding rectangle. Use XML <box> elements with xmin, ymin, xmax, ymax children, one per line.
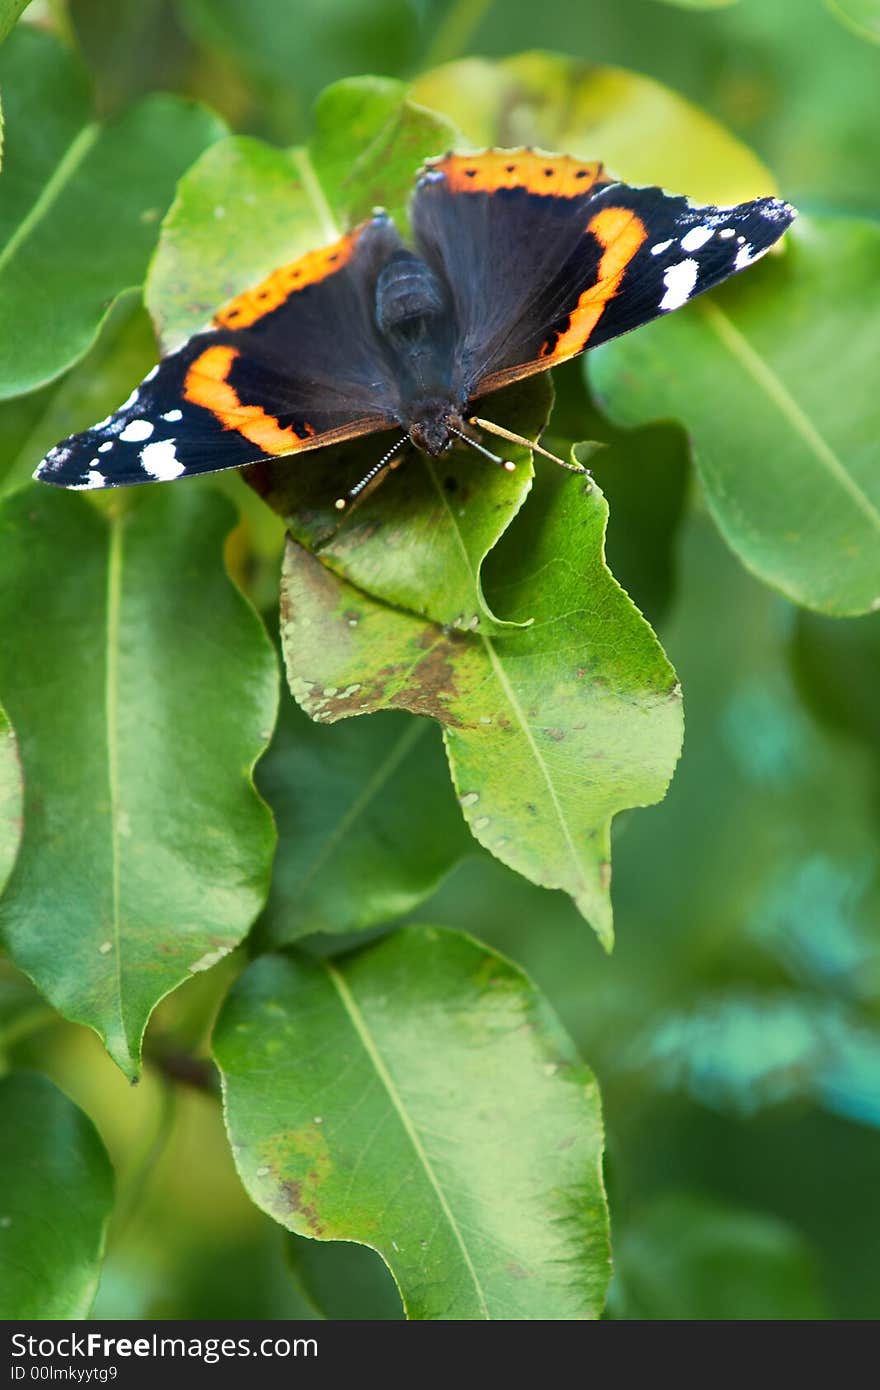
<box><xmin>478</xmin><ymin>631</ymin><xmax>588</xmax><ymax>895</ymax></box>
<box><xmin>0</xmin><ymin>122</ymin><xmax>100</xmax><ymax>278</ymax></box>
<box><xmin>325</xmin><ymin>958</ymin><xmax>491</xmax><ymax>1319</ymax></box>
<box><xmin>105</xmin><ymin>513</ymin><xmax>126</xmax><ymax>1056</ymax></box>
<box><xmin>699</xmin><ymin>298</ymin><xmax>880</xmax><ymax>533</ymax></box>
<box><xmin>291</xmin><ymin>147</ymin><xmax>339</xmax><ymax>243</ymax></box>
<box><xmin>295</xmin><ymin>717</ymin><xmax>427</xmax><ymax>894</ymax></box>
<box><xmin>424</xmin><ymin>459</ymin><xmax>588</xmax><ymax>899</ymax></box>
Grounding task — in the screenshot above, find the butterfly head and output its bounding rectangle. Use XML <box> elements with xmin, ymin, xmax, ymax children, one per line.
<box><xmin>407</xmin><ymin>400</ymin><xmax>467</xmax><ymax>457</ymax></box>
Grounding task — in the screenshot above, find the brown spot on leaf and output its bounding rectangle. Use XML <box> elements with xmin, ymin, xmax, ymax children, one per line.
<box><xmin>277</xmin><ymin>1179</ymin><xmax>326</xmax><ymax>1237</ymax></box>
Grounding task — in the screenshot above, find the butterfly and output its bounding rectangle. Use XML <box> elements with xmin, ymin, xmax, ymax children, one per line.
<box><xmin>35</xmin><ymin>148</ymin><xmax>796</xmax><ymax>507</ymax></box>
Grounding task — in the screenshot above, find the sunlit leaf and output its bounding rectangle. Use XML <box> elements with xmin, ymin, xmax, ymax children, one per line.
<box><xmin>280</xmin><ymin>469</ymin><xmax>682</xmax><ymax>946</ymax></box>
<box><xmin>0</xmin><ymin>25</ymin><xmax>225</xmax><ymax>399</ymax></box>
<box><xmin>0</xmin><ymin>1072</ymin><xmax>114</xmax><ymax>1318</ymax></box>
<box><xmin>591</xmin><ymin>216</ymin><xmax>880</xmax><ymax>615</ymax></box>
<box><xmin>650</xmin><ymin>0</ymin><xmax>736</xmax><ymax>9</ymax></box>
<box><xmin>310</xmin><ymin>76</ymin><xmax>457</xmax><ymax>231</ymax></box>
<box><xmin>411</xmin><ymin>50</ymin><xmax>775</xmax><ymax>206</ymax></box>
<box><xmin>826</xmin><ymin>0</ymin><xmax>880</xmax><ymax>43</ymax></box>
<box><xmin>0</xmin><ymin>703</ymin><xmax>21</xmax><ymax>901</ymax></box>
<box><xmin>0</xmin><ymin>488</ymin><xmax>278</xmax><ymax>1076</ymax></box>
<box><xmin>0</xmin><ymin>0</ymin><xmax>31</xmax><ymax>45</ymax></box>
<box><xmin>147</xmin><ymin>84</ymin><xmax>453</xmax><ymax>352</ymax></box>
<box><xmin>214</xmin><ymin>927</ymin><xmax>610</xmax><ymax>1320</ymax></box>
<box><xmin>251</xmin><ymin>374</ymin><xmax>551</xmax><ymax>634</ymax></box>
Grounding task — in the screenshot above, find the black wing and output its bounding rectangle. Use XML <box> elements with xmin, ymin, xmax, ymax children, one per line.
<box><xmin>35</xmin><ymin>214</ymin><xmax>405</xmax><ymax>490</ymax></box>
<box><xmin>410</xmin><ymin>149</ymin><xmax>796</xmax><ymax>398</ymax></box>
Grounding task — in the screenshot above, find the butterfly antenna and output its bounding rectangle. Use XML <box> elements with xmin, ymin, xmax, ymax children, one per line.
<box><xmin>335</xmin><ymin>435</ymin><xmax>409</xmax><ymax>511</ymax></box>
<box><xmin>446</xmin><ymin>424</ymin><xmax>516</xmax><ymax>472</ymax></box>
<box><xmin>469</xmin><ymin>416</ymin><xmax>586</xmax><ymax>474</ymax></box>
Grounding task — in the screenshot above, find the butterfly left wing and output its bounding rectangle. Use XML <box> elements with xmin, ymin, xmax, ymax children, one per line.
<box><xmin>411</xmin><ymin>150</ymin><xmax>796</xmax><ymax>400</ymax></box>
<box><xmin>35</xmin><ymin>214</ymin><xmax>405</xmax><ymax>490</ymax></box>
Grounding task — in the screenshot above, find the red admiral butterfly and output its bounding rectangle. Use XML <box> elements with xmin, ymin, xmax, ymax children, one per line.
<box><xmin>35</xmin><ymin>149</ymin><xmax>795</xmax><ymax>506</ymax></box>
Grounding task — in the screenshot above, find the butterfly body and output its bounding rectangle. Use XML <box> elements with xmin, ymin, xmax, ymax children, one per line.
<box><xmin>34</xmin><ymin>149</ymin><xmax>796</xmax><ymax>494</ymax></box>
<box><xmin>372</xmin><ymin>245</ymin><xmax>464</xmax><ymax>454</ymax></box>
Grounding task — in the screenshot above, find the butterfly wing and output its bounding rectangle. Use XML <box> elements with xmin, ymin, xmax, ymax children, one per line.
<box><xmin>36</xmin><ymin>214</ymin><xmax>405</xmax><ymax>490</ymax></box>
<box><xmin>410</xmin><ymin>150</ymin><xmax>796</xmax><ymax>399</ymax></box>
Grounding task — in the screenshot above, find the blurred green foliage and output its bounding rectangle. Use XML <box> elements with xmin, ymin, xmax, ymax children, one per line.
<box><xmin>0</xmin><ymin>0</ymin><xmax>877</xmax><ymax>1320</ymax></box>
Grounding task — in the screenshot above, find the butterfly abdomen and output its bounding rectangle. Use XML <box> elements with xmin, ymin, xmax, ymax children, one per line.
<box><xmin>375</xmin><ymin>249</ymin><xmax>458</xmax><ymax>418</ymax></box>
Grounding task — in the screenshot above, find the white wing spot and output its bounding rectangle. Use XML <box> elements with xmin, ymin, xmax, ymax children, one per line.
<box><xmin>650</xmin><ymin>239</ymin><xmax>672</xmax><ymax>256</ymax></box>
<box><xmin>120</xmin><ymin>418</ymin><xmax>154</xmax><ymax>442</ymax></box>
<box><xmin>719</xmin><ymin>228</ymin><xmax>736</xmax><ymax>239</ymax></box>
<box><xmin>144</xmin><ymin>365</ymin><xmax>159</xmax><ymax>382</ymax></box>
<box><xmin>734</xmin><ymin>242</ymin><xmax>768</xmax><ymax>271</ymax></box>
<box><xmin>659</xmin><ymin>258</ymin><xmax>700</xmax><ymax>311</ymax></box>
<box><xmin>162</xmin><ymin>409</ymin><xmax>183</xmax><ymax>422</ymax></box>
<box><xmin>120</xmin><ymin>387</ymin><xmax>140</xmax><ymax>411</ymax></box>
<box><xmin>140</xmin><ymin>439</ymin><xmax>184</xmax><ymax>481</ymax></box>
<box><xmin>680</xmin><ymin>225</ymin><xmax>714</xmax><ymax>253</ymax></box>
<box><xmin>98</xmin><ymin>440</ymin><xmax>114</xmax><ymax>453</ymax></box>
<box><xmin>69</xmin><ymin>470</ymin><xmax>106</xmax><ymax>491</ymax></box>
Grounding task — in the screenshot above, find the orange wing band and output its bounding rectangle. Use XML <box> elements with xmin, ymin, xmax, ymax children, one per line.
<box><xmin>213</xmin><ymin>227</ymin><xmax>361</xmax><ymax>331</ymax></box>
<box><xmin>424</xmin><ymin>149</ymin><xmax>609</xmax><ymax>199</ymax></box>
<box><xmin>184</xmin><ymin>345</ymin><xmax>315</xmax><ymax>456</ymax></box>
<box><xmin>541</xmin><ymin>206</ymin><xmax>647</xmax><ymax>361</ymax></box>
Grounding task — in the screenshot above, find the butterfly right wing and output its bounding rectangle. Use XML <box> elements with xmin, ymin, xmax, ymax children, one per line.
<box><xmin>410</xmin><ymin>150</ymin><xmax>796</xmax><ymax>400</ymax></box>
<box><xmin>36</xmin><ymin>214</ymin><xmax>405</xmax><ymax>490</ymax></box>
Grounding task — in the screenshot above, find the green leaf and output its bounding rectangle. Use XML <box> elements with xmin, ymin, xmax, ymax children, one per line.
<box><xmin>0</xmin><ymin>26</ymin><xmax>225</xmax><ymax>400</ymax></box>
<box><xmin>214</xmin><ymin>927</ymin><xmax>610</xmax><ymax>1320</ymax></box>
<box><xmin>0</xmin><ymin>702</ymin><xmax>21</xmax><ymax>900</ymax></box>
<box><xmin>310</xmin><ymin>77</ymin><xmax>457</xmax><ymax>232</ymax></box>
<box><xmin>258</xmin><ymin>701</ymin><xmax>474</xmax><ymax>943</ymax></box>
<box><xmin>0</xmin><ymin>0</ymin><xmax>31</xmax><ymax>45</ymax></box>
<box><xmin>826</xmin><ymin>0</ymin><xmax>880</xmax><ymax>42</ymax></box>
<box><xmin>251</xmin><ymin>374</ymin><xmax>551</xmax><ymax>634</ymax></box>
<box><xmin>0</xmin><ymin>488</ymin><xmax>278</xmax><ymax>1077</ymax></box>
<box><xmin>147</xmin><ymin>83</ymin><xmax>454</xmax><ymax>352</ymax></box>
<box><xmin>0</xmin><ymin>1072</ymin><xmax>114</xmax><ymax>1318</ymax></box>
<box><xmin>178</xmin><ymin>0</ymin><xmax>422</xmax><ymax>117</ymax></box>
<box><xmin>609</xmin><ymin>1193</ymin><xmax>827</xmax><ymax>1321</ymax></box>
<box><xmin>649</xmin><ymin>0</ymin><xmax>736</xmax><ymax>8</ymax></box>
<box><xmin>280</xmin><ymin>469</ymin><xmax>683</xmax><ymax>947</ymax></box>
<box><xmin>792</xmin><ymin>609</ymin><xmax>880</xmax><ymax>758</ymax></box>
<box><xmin>411</xmin><ymin>50</ymin><xmax>776</xmax><ymax>206</ymax></box>
<box><xmin>144</xmin><ymin>70</ymin><xmax>682</xmax><ymax>943</ymax></box>
<box><xmin>286</xmin><ymin>1234</ymin><xmax>404</xmax><ymax>1319</ymax></box>
<box><xmin>591</xmin><ymin>216</ymin><xmax>880</xmax><ymax>616</ymax></box>
<box><xmin>583</xmin><ymin>423</ymin><xmax>690</xmax><ymax>629</ymax></box>
<box><xmin>146</xmin><ymin>137</ymin><xmax>332</xmax><ymax>353</ymax></box>
<box><xmin>0</xmin><ymin>293</ymin><xmax>157</xmax><ymax>498</ymax></box>
<box><xmin>0</xmin><ymin>964</ymin><xmax>53</xmax><ymax>1066</ymax></box>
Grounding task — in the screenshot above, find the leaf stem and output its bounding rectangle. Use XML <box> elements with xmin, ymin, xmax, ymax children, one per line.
<box><xmin>421</xmin><ymin>0</ymin><xmax>495</xmax><ymax>70</ymax></box>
